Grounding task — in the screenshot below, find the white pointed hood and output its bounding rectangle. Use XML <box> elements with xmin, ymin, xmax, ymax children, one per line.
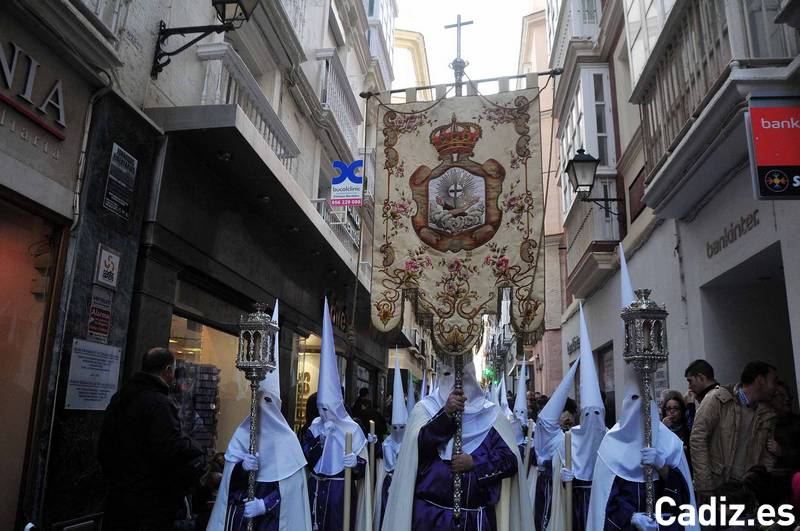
<box><xmin>421</xmin><ymin>360</ymin><xmax>498</xmax><ymax>459</ymax></box>
<box><xmin>383</xmin><ymin>352</ymin><xmax>407</xmax><ymax>471</ymax></box>
<box><xmin>512</xmin><ymin>364</ymin><xmax>528</xmax><ymax>445</ymax></box>
<box><xmin>309</xmin><ymin>298</ymin><xmax>366</xmax><ymax>475</ymax></box>
<box><xmin>420</xmin><ymin>371</ymin><xmax>428</xmax><ymax>400</ymax></box>
<box><xmin>406</xmin><ymin>369</ymin><xmax>416</xmax><ymax>414</ymax></box>
<box><xmin>564</xmin><ymin>303</ymin><xmax>607</xmax><ymax>481</ymax></box>
<box><xmin>619</xmin><ymin>243</ymin><xmax>635</xmax><ymax>308</ymax></box>
<box><xmin>596</xmin><ymin>364</ymin><xmax>678</xmax><ymax>482</ymax></box>
<box><xmin>534</xmin><ymin>360</ymin><xmax>578</xmax><ymax>463</ymax></box>
<box><xmin>513</xmin><ymin>363</ymin><xmax>528</xmax><ymax>422</ymax></box>
<box><xmin>225</xmin><ymin>300</ymin><xmax>307</xmax><ymax>482</ymax></box>
<box><xmin>499</xmin><ymin>374</ymin><xmax>513</xmax><ymax>419</ymax></box>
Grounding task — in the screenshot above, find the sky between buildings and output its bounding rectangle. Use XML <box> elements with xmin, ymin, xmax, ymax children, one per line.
<box><xmin>394</xmin><ymin>0</ymin><xmax>532</xmax><ymax>90</ymax></box>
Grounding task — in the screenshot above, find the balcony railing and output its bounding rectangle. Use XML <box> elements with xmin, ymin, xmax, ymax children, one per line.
<box><xmin>279</xmin><ymin>0</ymin><xmax>307</xmax><ymax>41</ymax></box>
<box><xmin>197</xmin><ymin>42</ymin><xmax>300</xmax><ymax>173</ymax></box>
<box><xmin>635</xmin><ymin>0</ymin><xmax>800</xmax><ymax>179</ymax></box>
<box><xmin>368</xmin><ymin>20</ymin><xmax>393</xmax><ymax>86</ymax></box>
<box><xmin>317</xmin><ymin>49</ymin><xmax>364</xmax><ymax>158</ymax></box>
<box><xmin>313</xmin><ymin>199</ymin><xmax>361</xmax><ymax>251</ymax></box>
<box><xmin>72</xmin><ymin>0</ymin><xmax>127</xmax><ymax>38</ymax></box>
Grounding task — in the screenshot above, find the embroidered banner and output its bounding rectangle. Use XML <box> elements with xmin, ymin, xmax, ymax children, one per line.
<box><xmin>371</xmin><ymin>90</ymin><xmax>545</xmax><ymax>356</ymax></box>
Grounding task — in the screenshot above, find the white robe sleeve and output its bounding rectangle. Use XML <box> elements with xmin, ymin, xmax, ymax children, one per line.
<box><xmin>546</xmin><ymin>451</ymin><xmax>565</xmax><ymax>531</ymax></box>
<box><xmin>355</xmin><ymin>445</ymin><xmax>373</xmax><ymax>531</ymax></box>
<box><xmin>278</xmin><ymin>467</ymin><xmax>313</xmax><ymax>531</ymax></box>
<box><xmin>373</xmin><ymin>458</ymin><xmax>385</xmax><ymax>531</ymax></box>
<box><xmin>206</xmin><ymin>460</ymin><xmax>235</xmax><ymax>531</ymax></box>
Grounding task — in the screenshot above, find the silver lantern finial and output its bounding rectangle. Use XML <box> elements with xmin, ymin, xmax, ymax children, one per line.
<box><xmin>236</xmin><ymin>302</ymin><xmax>279</xmax><ymax>531</ymax></box>
<box><xmin>620</xmin><ymin>288</ymin><xmax>668</xmax><ymax>518</ymax></box>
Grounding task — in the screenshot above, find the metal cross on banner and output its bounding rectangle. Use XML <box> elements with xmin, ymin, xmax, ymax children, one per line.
<box><xmin>444</xmin><ymin>14</ymin><xmax>473</xmax><ymax>60</ymax></box>
<box><xmin>444</xmin><ymin>14</ymin><xmax>473</xmax><ymax>96</ymax></box>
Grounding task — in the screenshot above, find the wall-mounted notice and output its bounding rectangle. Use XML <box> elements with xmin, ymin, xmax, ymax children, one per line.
<box><xmin>65</xmin><ymin>339</ymin><xmax>121</xmax><ymax>410</ymax></box>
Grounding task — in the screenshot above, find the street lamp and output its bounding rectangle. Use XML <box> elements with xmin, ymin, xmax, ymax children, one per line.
<box><xmin>151</xmin><ymin>0</ymin><xmax>262</xmax><ymax>78</ymax></box>
<box><xmin>566</xmin><ymin>148</ymin><xmax>621</xmax><ymax>216</ymax></box>
<box><xmin>565</xmin><ymin>148</ymin><xmax>600</xmax><ymax>195</ymax></box>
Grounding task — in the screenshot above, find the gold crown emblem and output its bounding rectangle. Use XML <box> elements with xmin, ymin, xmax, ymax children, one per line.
<box><xmin>430</xmin><ymin>114</ymin><xmax>482</xmax><ymax>157</ymax></box>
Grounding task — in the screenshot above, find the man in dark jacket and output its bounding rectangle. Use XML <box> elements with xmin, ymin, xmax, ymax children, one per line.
<box><xmin>99</xmin><ymin>347</ymin><xmax>207</xmax><ymax>530</ymax></box>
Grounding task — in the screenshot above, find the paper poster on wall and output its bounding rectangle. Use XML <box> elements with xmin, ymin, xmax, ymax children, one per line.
<box><xmin>65</xmin><ymin>339</ymin><xmax>121</xmax><ymax>410</ymax></box>
<box><xmin>103</xmin><ymin>143</ymin><xmax>138</xmax><ymax>219</ymax></box>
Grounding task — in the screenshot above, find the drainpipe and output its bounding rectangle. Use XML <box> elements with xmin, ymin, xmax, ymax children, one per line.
<box><xmin>71</xmin><ymin>71</ymin><xmax>113</xmax><ymax>232</ymax></box>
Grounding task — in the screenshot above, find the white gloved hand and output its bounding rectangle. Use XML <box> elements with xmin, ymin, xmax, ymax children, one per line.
<box><xmin>367</xmin><ymin>433</ymin><xmax>378</xmax><ymax>444</ymax></box>
<box><xmin>324</xmin><ymin>420</ymin><xmax>336</xmax><ymax>433</ymax></box>
<box><xmin>560</xmin><ymin>467</ymin><xmax>574</xmax><ymax>482</ymax></box>
<box><xmin>244</xmin><ymin>498</ymin><xmax>267</xmax><ymax>518</ymax></box>
<box><xmin>343</xmin><ymin>452</ymin><xmax>358</xmax><ymax>468</ymax></box>
<box><xmin>242</xmin><ymin>453</ymin><xmax>259</xmax><ymax>472</ymax></box>
<box><xmin>631</xmin><ymin>512</ymin><xmax>658</xmax><ymax>531</ymax></box>
<box><xmin>640</xmin><ymin>447</ymin><xmax>665</xmax><ymax>469</ymax></box>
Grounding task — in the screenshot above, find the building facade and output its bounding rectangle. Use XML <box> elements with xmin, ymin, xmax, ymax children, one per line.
<box><xmin>518</xmin><ymin>0</ymin><xmax>567</xmax><ymax>395</ymax></box>
<box><xmin>546</xmin><ymin>0</ymin><xmax>800</xmax><ymax>421</ymax></box>
<box><xmin>2</xmin><ymin>0</ymin><xmax>402</xmax><ymax>528</ymax></box>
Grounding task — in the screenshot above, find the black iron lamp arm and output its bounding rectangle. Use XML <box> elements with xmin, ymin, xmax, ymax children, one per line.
<box><xmin>583</xmin><ymin>196</ymin><xmax>622</xmax><ymax>216</ymax></box>
<box><xmin>151</xmin><ymin>21</ymin><xmax>233</xmax><ymax>77</ymax></box>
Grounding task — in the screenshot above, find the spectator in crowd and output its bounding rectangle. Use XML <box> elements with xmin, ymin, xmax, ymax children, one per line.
<box><xmin>526</xmin><ymin>390</ymin><xmax>539</xmax><ymax>422</ymax></box>
<box><xmin>764</xmin><ymin>380</ymin><xmax>800</xmax><ymax>507</ymax></box>
<box><xmin>99</xmin><ymin>347</ymin><xmax>207</xmax><ymax>531</ymax></box>
<box><xmin>690</xmin><ymin>360</ymin><xmax>778</xmax><ymax>504</ymax></box>
<box><xmin>351</xmin><ymin>387</ymin><xmax>370</xmax><ymax>415</ymax></box>
<box><xmin>559</xmin><ymin>410</ymin><xmax>576</xmax><ymax>431</ymax></box>
<box><xmin>684</xmin><ymin>359</ymin><xmax>718</xmax><ymax>427</ymax></box>
<box><xmin>354</xmin><ymin>398</ymin><xmax>388</xmax><ymax>449</ymax></box>
<box><xmin>297</xmin><ymin>392</ymin><xmax>319</xmax><ymax>443</ymax></box>
<box><xmin>660</xmin><ymin>389</ymin><xmax>691</xmax><ymax>467</ymax></box>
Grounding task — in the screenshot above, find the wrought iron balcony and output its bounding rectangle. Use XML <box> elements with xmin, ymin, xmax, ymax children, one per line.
<box><xmin>317</xmin><ymin>49</ymin><xmax>364</xmax><ymax>159</ymax></box>
<box><xmin>197</xmin><ymin>42</ymin><xmax>300</xmax><ymax>173</ymax></box>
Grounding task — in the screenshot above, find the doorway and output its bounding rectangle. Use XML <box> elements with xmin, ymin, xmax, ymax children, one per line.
<box><xmin>700</xmin><ymin>243</ymin><xmax>796</xmax><ymax>392</ymax></box>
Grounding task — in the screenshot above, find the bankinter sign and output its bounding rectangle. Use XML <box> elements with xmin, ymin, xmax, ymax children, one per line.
<box><xmin>748</xmin><ymin>100</ymin><xmax>800</xmax><ymax>199</ymax></box>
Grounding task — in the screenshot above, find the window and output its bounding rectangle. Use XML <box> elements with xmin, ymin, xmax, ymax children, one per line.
<box><xmin>169</xmin><ymin>316</ymin><xmax>243</xmax><ymax>455</ymax></box>
<box><xmin>559</xmin><ymin>65</ymin><xmax>617</xmax><ymax>217</ymax></box>
<box><xmin>624</xmin><ymin>0</ymin><xmax>675</xmax><ymax>83</ymax></box>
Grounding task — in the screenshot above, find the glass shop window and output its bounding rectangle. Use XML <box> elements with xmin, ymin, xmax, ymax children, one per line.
<box><xmin>0</xmin><ymin>198</ymin><xmax>59</xmax><ymax>530</ymax></box>
<box><xmin>169</xmin><ymin>315</ymin><xmax>246</xmax><ymax>456</ymax></box>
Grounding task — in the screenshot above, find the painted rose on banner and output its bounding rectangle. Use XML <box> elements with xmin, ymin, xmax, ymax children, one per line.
<box><xmin>371</xmin><ymin>90</ymin><xmax>545</xmax><ymax>356</ymax></box>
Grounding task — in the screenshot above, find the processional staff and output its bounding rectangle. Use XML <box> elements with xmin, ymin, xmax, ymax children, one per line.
<box><xmin>235</xmin><ymin>303</ymin><xmax>279</xmax><ymax>531</ymax></box>
<box><xmin>442</xmin><ymin>14</ymin><xmax>473</xmax><ymax>521</ymax></box>
<box><xmin>621</xmin><ymin>289</ymin><xmax>669</xmax><ymax>517</ymax></box>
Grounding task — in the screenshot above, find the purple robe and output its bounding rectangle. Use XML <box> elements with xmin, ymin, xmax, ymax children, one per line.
<box><xmin>301</xmin><ymin>430</ymin><xmax>365</xmax><ymax>531</ymax></box>
<box><xmin>603</xmin><ymin>466</ymin><xmax>690</xmax><ymax>530</ymax></box>
<box><xmin>534</xmin><ymin>461</ymin><xmax>553</xmax><ymax>531</ymax></box>
<box><xmin>379</xmin><ymin>471</ymin><xmax>392</xmax><ymax>529</ymax></box>
<box><xmin>412</xmin><ymin>409</ymin><xmax>517</xmax><ymax>531</ymax></box>
<box><xmin>570</xmin><ymin>478</ymin><xmax>592</xmax><ymax>531</ymax></box>
<box><xmin>224</xmin><ymin>462</ymin><xmax>281</xmax><ymax>530</ymax></box>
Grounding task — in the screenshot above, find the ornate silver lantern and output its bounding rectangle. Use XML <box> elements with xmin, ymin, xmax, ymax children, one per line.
<box><xmin>621</xmin><ymin>288</ymin><xmax>668</xmax><ymax>517</ymax></box>
<box><xmin>236</xmin><ymin>302</ymin><xmax>279</xmax><ymax>530</ymax></box>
